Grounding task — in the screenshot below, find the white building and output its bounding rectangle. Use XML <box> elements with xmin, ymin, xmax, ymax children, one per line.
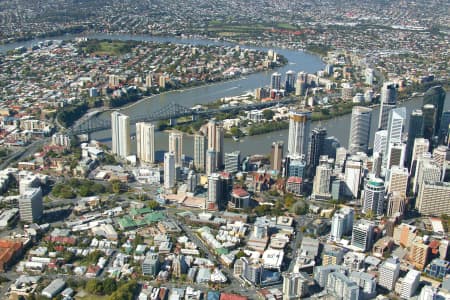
<box><xmin>344</xmin><ymin>158</ymin><xmax>362</xmax><ymax>198</ymax></box>
<box><xmin>349</xmin><ymin>106</ymin><xmax>372</xmax><ymax>154</ymax></box>
<box><xmin>169</xmin><ymin>132</ymin><xmax>183</xmax><ymax>166</ymax></box>
<box><xmin>136</xmin><ymin>122</ymin><xmax>155</xmax><ymax>164</ymax></box>
<box><xmin>378</xmin><ymin>257</ymin><xmax>400</xmax><ymax>291</ymax></box>
<box><xmin>164</xmin><ymin>152</ymin><xmax>176</xmax><ymax>190</ymax></box>
<box><xmin>19</xmin><ymin>187</ymin><xmax>43</xmax><ymax>223</ymax></box>
<box><xmin>111</xmin><ymin>111</ymin><xmax>131</xmax><ymax>158</ymax></box>
<box><xmin>374</xmin><ymin>130</ymin><xmax>388</xmax><ymax>155</ymax></box>
<box><xmin>351</xmin><ymin>220</ymin><xmax>375</xmax><ymax>252</ymax></box>
<box><xmin>288</xmin><ymin>110</ymin><xmax>311</xmax><ymax>160</ymax></box>
<box><xmin>362</xmin><ymin>178</ymin><xmax>385</xmax><ymax>216</ymax></box>
<box><xmin>330</xmin><ymin>207</ymin><xmax>354</xmax><ymax>242</ymax></box>
<box><xmin>194</xmin><ymin>134</ymin><xmax>206</xmax><ymax>171</ymax></box>
<box><xmin>400</xmin><ymin>269</ymin><xmax>420</xmax><ymax>299</ymax></box>
<box><xmin>282</xmin><ymin>272</ymin><xmax>309</xmax><ymax>300</ymax></box>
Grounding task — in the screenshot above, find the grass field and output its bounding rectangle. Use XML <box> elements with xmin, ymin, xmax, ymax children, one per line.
<box><xmin>79</xmin><ymin>40</ymin><xmax>136</xmax><ymax>56</ymax></box>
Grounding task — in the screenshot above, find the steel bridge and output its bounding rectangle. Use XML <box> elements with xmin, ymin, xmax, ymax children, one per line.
<box><xmin>70</xmin><ymin>98</ymin><xmax>297</xmax><ymax>135</ymax></box>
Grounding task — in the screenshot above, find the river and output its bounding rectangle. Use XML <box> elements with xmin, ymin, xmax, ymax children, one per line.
<box><xmin>1</xmin><ymin>33</ymin><xmax>448</xmax><ymax>160</ymax></box>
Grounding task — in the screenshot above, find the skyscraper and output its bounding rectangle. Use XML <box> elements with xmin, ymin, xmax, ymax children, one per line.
<box><xmin>111</xmin><ymin>111</ymin><xmax>131</xmax><ymax>158</ymax></box>
<box><xmin>344</xmin><ymin>158</ymin><xmax>362</xmax><ymax>199</ymax></box>
<box><xmin>378</xmin><ymin>82</ymin><xmax>397</xmax><ymax>130</ymax></box>
<box><xmin>164</xmin><ymin>152</ymin><xmax>175</xmax><ymax>189</ymax></box>
<box><xmin>411</xmin><ymin>138</ymin><xmax>430</xmax><ymax>173</ymax></box>
<box><xmin>374</xmin><ymin>130</ymin><xmax>388</xmax><ymax>155</ymax></box>
<box><xmin>19</xmin><ymin>187</ymin><xmax>43</xmax><ymax>223</ymax></box>
<box><xmin>307</xmin><ymin>127</ymin><xmax>327</xmax><ymax>171</ymax></box>
<box><xmin>207</xmin><ymin>173</ymin><xmax>222</xmax><ymax>211</ymax></box>
<box><xmin>388</xmin><ymin>166</ymin><xmax>409</xmax><ymax>195</ymax></box>
<box><xmin>194</xmin><ymin>134</ymin><xmax>206</xmax><ymax>171</ymax></box>
<box><xmin>312</xmin><ymin>156</ymin><xmax>332</xmax><ymax>200</ymax></box>
<box><xmin>400</xmin><ymin>270</ymin><xmax>420</xmax><ymax>299</ymax></box>
<box><xmin>362</xmin><ymin>178</ymin><xmax>385</xmax><ymax>216</ymax></box>
<box><xmin>207</xmin><ymin>120</ymin><xmax>224</xmax><ymax>168</ymax></box>
<box><xmin>330</xmin><ymin>207</ymin><xmax>354</xmax><ymax>242</ymax></box>
<box><xmin>386</xmin><ymin>192</ymin><xmax>407</xmax><ymax>217</ymax></box>
<box><xmin>270</xmin><ymin>72</ymin><xmax>282</xmax><ymax>90</ymax></box>
<box><xmin>271</xmin><ymin>141</ymin><xmax>284</xmax><ymax>172</ymax></box>
<box><xmin>423</xmin><ymin>104</ymin><xmax>437</xmax><ymax>142</ymax></box>
<box><xmin>136</xmin><ymin>122</ymin><xmax>155</xmax><ymax>164</ymax></box>
<box><xmin>288</xmin><ymin>110</ymin><xmax>311</xmax><ymax>160</ymax></box>
<box><xmin>169</xmin><ymin>132</ymin><xmax>183</xmax><ymax>166</ymax></box>
<box><xmin>285</xmin><ymin>70</ymin><xmax>296</xmax><ymax>92</ymax></box>
<box><xmin>416</xmin><ymin>181</ymin><xmax>450</xmax><ymax>216</ymax></box>
<box><xmin>224</xmin><ymin>151</ymin><xmax>240</xmax><ymax>173</ymax></box>
<box><xmin>384</xmin><ymin>107</ymin><xmax>406</xmax><ymax>167</ymax></box>
<box><xmin>282</xmin><ymin>272</ymin><xmax>309</xmax><ymax>300</ymax></box>
<box><xmin>413</xmin><ymin>156</ymin><xmax>441</xmax><ymax>195</ymax></box>
<box><xmin>406</xmin><ymin>110</ymin><xmax>423</xmax><ymax>167</ymax></box>
<box><xmin>351</xmin><ymin>220</ymin><xmax>375</xmax><ymax>251</ymax></box>
<box><xmin>386</xmin><ymin>143</ymin><xmax>406</xmax><ymax>169</ymax></box>
<box><xmin>423</xmin><ymin>86</ymin><xmax>446</xmax><ymax>136</ymax></box>
<box><xmin>205</xmin><ymin>149</ymin><xmax>217</xmax><ymax>176</ymax></box>
<box><xmin>378</xmin><ymin>258</ymin><xmax>400</xmax><ymax>290</ymax></box>
<box><xmin>348</xmin><ymin>106</ymin><xmax>372</xmax><ymax>154</ymax></box>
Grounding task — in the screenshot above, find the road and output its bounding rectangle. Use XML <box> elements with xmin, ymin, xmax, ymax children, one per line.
<box><xmin>0</xmin><ymin>137</ymin><xmax>50</xmax><ymax>170</ymax></box>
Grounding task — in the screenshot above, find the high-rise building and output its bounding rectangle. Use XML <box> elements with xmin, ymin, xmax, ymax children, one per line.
<box><xmin>282</xmin><ymin>272</ymin><xmax>309</xmax><ymax>300</ymax></box>
<box><xmin>145</xmin><ymin>73</ymin><xmax>153</xmax><ymax>88</ymax></box>
<box><xmin>205</xmin><ymin>149</ymin><xmax>217</xmax><ymax>176</ymax></box>
<box><xmin>314</xmin><ymin>265</ymin><xmax>347</xmax><ymax>288</ymax></box>
<box><xmin>411</xmin><ymin>138</ymin><xmax>430</xmax><ymax>172</ymax></box>
<box><xmin>193</xmin><ymin>134</ymin><xmax>206</xmax><ymax>171</ymax></box>
<box><xmin>419</xmin><ymin>286</ymin><xmax>437</xmax><ymax>300</ymax></box>
<box><xmin>423</xmin><ymin>104</ymin><xmax>437</xmax><ymax>142</ymax></box>
<box><xmin>271</xmin><ymin>141</ymin><xmax>284</xmax><ymax>172</ymax></box>
<box><xmin>388</xmin><ymin>166</ymin><xmax>409</xmax><ymax>195</ymax></box>
<box><xmin>326</xmin><ymin>272</ymin><xmax>360</xmax><ymax>300</ymax></box>
<box><xmin>374</xmin><ymin>130</ymin><xmax>388</xmax><ymax>155</ymax></box>
<box><xmin>362</xmin><ymin>178</ymin><xmax>385</xmax><ymax>216</ymax></box>
<box><xmin>386</xmin><ymin>143</ymin><xmax>406</xmax><ymax>169</ymax></box>
<box><xmin>378</xmin><ymin>82</ymin><xmax>398</xmax><ymax>130</ymax></box>
<box><xmin>351</xmin><ymin>220</ymin><xmax>375</xmax><ymax>251</ymax></box>
<box><xmin>378</xmin><ymin>257</ymin><xmax>400</xmax><ymax>290</ymax></box>
<box><xmin>285</xmin><ymin>70</ymin><xmax>296</xmax><ymax>92</ymax></box>
<box><xmin>312</xmin><ymin>157</ymin><xmax>332</xmax><ymax>200</ymax></box>
<box><xmin>330</xmin><ymin>207</ymin><xmax>354</xmax><ymax>242</ymax></box>
<box><xmin>207</xmin><ymin>120</ymin><xmax>224</xmax><ymax>168</ymax></box>
<box><xmin>432</xmin><ymin>145</ymin><xmax>449</xmax><ymax>172</ymax></box>
<box><xmin>323</xmin><ymin>136</ymin><xmax>340</xmax><ymax>159</ymax></box>
<box><xmin>365</xmin><ymin>68</ymin><xmax>374</xmax><ymax>85</ymax></box>
<box><xmin>416</xmin><ymin>181</ymin><xmax>450</xmax><ymax>216</ymax></box>
<box><xmin>384</xmin><ymin>107</ymin><xmax>406</xmax><ymax>167</ymax></box>
<box><xmin>440</xmin><ymin>110</ymin><xmax>450</xmax><ymax>143</ymax></box>
<box><xmin>349</xmin><ymin>106</ymin><xmax>372</xmax><ymax>154</ymax></box>
<box><xmin>288</xmin><ymin>110</ymin><xmax>312</xmax><ymax>160</ymax></box>
<box><xmin>19</xmin><ymin>187</ymin><xmax>43</xmax><ymax>223</ymax></box>
<box><xmin>406</xmin><ymin>110</ymin><xmax>423</xmax><ymax>167</ymax></box>
<box><xmin>111</xmin><ymin>111</ymin><xmax>131</xmax><ymax>158</ymax></box>
<box><xmin>169</xmin><ymin>132</ymin><xmax>183</xmax><ymax>166</ymax></box>
<box><xmin>372</xmin><ymin>152</ymin><xmax>383</xmax><ymax>178</ymax></box>
<box><xmin>423</xmin><ymin>86</ymin><xmax>446</xmax><ymax>136</ymax></box>
<box><xmin>142</xmin><ymin>253</ymin><xmax>160</xmax><ymax>276</ymax></box>
<box><xmin>413</xmin><ymin>157</ymin><xmax>441</xmax><ymax>195</ymax></box>
<box><xmin>400</xmin><ymin>269</ymin><xmax>420</xmax><ymax>299</ymax></box>
<box><xmin>344</xmin><ymin>158</ymin><xmax>362</xmax><ymax>198</ymax></box>
<box><xmin>350</xmin><ymin>272</ymin><xmax>377</xmax><ymax>299</ymax></box>
<box><xmin>136</xmin><ymin>122</ymin><xmax>155</xmax><ymax>164</ymax></box>
<box><xmin>164</xmin><ymin>152</ymin><xmax>176</xmax><ymax>190</ymax></box>
<box><xmin>308</xmin><ymin>128</ymin><xmax>327</xmax><ymax>172</ymax></box>
<box><xmin>207</xmin><ymin>173</ymin><xmax>222</xmax><ymax>210</ymax></box>
<box><xmin>270</xmin><ymin>72</ymin><xmax>282</xmax><ymax>90</ymax></box>
<box><xmin>410</xmin><ymin>238</ymin><xmax>430</xmax><ymax>270</ymax></box>
<box><xmin>386</xmin><ymin>191</ymin><xmax>407</xmax><ymax>217</ymax></box>
<box><xmin>224</xmin><ymin>151</ymin><xmax>240</xmax><ymax>173</ymax></box>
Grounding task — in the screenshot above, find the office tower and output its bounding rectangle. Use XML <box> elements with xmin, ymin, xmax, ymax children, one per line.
<box><xmin>419</xmin><ymin>286</ymin><xmax>437</xmax><ymax>300</ymax></box>
<box><xmin>326</xmin><ymin>272</ymin><xmax>360</xmax><ymax>300</ymax></box>
<box><xmin>145</xmin><ymin>73</ymin><xmax>153</xmax><ymax>88</ymax></box>
<box><xmin>322</xmin><ymin>246</ymin><xmax>344</xmax><ymax>266</ymax></box>
<box><xmin>136</xmin><ymin>122</ymin><xmax>155</xmax><ymax>164</ymax></box>
<box><xmin>350</xmin><ymin>272</ymin><xmax>377</xmax><ymax>299</ymax></box>
<box><xmin>186</xmin><ymin>170</ymin><xmax>197</xmax><ymax>193</ymax></box>
<box><xmin>388</xmin><ymin>166</ymin><xmax>409</xmax><ymax>195</ymax></box>
<box><xmin>282</xmin><ymin>272</ymin><xmax>308</xmax><ymax>300</ymax></box>
<box><xmin>323</xmin><ymin>136</ymin><xmax>340</xmax><ymax>159</ymax></box>
<box><xmin>349</xmin><ymin>106</ymin><xmax>372</xmax><ymax>154</ymax></box>
<box><xmin>362</xmin><ymin>178</ymin><xmax>385</xmax><ymax>216</ymax></box>
<box><xmin>271</xmin><ymin>141</ymin><xmax>284</xmax><ymax>172</ymax></box>
<box><xmin>378</xmin><ymin>258</ymin><xmax>400</xmax><ymax>290</ymax></box>
<box><xmin>193</xmin><ymin>134</ymin><xmax>206</xmax><ymax>171</ymax></box>
<box><xmin>344</xmin><ymin>158</ymin><xmax>362</xmax><ymax>199</ymax></box>
<box><xmin>295</xmin><ymin>72</ymin><xmax>307</xmax><ymax>96</ymax></box>
<box><xmin>207</xmin><ymin>120</ymin><xmax>224</xmax><ymax>168</ymax></box>
<box><xmin>111</xmin><ymin>111</ymin><xmax>131</xmax><ymax>158</ymax></box>
<box><xmin>335</xmin><ymin>147</ymin><xmax>347</xmax><ymax>169</ymax></box>
<box><xmin>330</xmin><ymin>207</ymin><xmax>354</xmax><ymax>242</ymax></box>
<box><xmin>384</xmin><ymin>107</ymin><xmax>406</xmax><ymax>167</ymax></box>
<box><xmin>288</xmin><ymin>159</ymin><xmax>306</xmax><ymax>178</ymax></box>
<box><xmin>433</xmin><ymin>145</ymin><xmax>449</xmax><ymax>172</ymax></box>
<box><xmin>312</xmin><ymin>157</ymin><xmax>332</xmax><ymax>200</ymax></box>
<box><xmin>406</xmin><ymin>110</ymin><xmax>424</xmax><ymax>167</ymax></box>
<box><xmin>207</xmin><ymin>173</ymin><xmax>222</xmax><ymax>210</ymax></box>
<box><xmin>341</xmin><ymin>83</ymin><xmax>353</xmax><ymax>100</ymax></box>
<box><xmin>288</xmin><ymin>110</ymin><xmax>312</xmax><ymax>159</ymax></box>
<box><xmin>423</xmin><ymin>104</ymin><xmax>437</xmax><ymax>141</ymax></box>
<box><xmin>410</xmin><ymin>238</ymin><xmax>430</xmax><ymax>270</ymax></box>
<box><xmin>205</xmin><ymin>149</ymin><xmax>217</xmax><ymax>175</ymax></box>
<box><xmin>169</xmin><ymin>132</ymin><xmax>183</xmax><ymax>166</ymax></box>
<box><xmin>372</xmin><ymin>152</ymin><xmax>383</xmax><ymax>178</ymax></box>
<box><xmin>400</xmin><ymin>269</ymin><xmax>420</xmax><ymax>299</ymax></box>
<box><xmin>374</xmin><ymin>130</ymin><xmax>388</xmax><ymax>154</ymax></box>
<box><xmin>386</xmin><ymin>191</ymin><xmax>407</xmax><ymax>217</ymax></box>
<box><xmin>285</xmin><ymin>70</ymin><xmax>296</xmax><ymax>92</ymax></box>
<box><xmin>423</xmin><ymin>86</ymin><xmax>446</xmax><ymax>136</ymax></box>
<box><xmin>365</xmin><ymin>68</ymin><xmax>374</xmax><ymax>85</ymax></box>
<box><xmin>19</xmin><ymin>187</ymin><xmax>43</xmax><ymax>223</ymax></box>
<box><xmin>440</xmin><ymin>110</ymin><xmax>450</xmax><ymax>142</ymax></box>
<box><xmin>270</xmin><ymin>72</ymin><xmax>282</xmax><ymax>90</ymax></box>
<box><xmin>224</xmin><ymin>151</ymin><xmax>240</xmax><ymax>173</ymax></box>
<box><xmin>308</xmin><ymin>127</ymin><xmax>327</xmax><ymax>171</ymax></box>
<box><xmin>416</xmin><ymin>181</ymin><xmax>450</xmax><ymax>216</ymax></box>
<box><xmin>351</xmin><ymin>220</ymin><xmax>375</xmax><ymax>251</ymax></box>
<box><xmin>413</xmin><ymin>157</ymin><xmax>441</xmax><ymax>195</ymax></box>
<box><xmin>314</xmin><ymin>265</ymin><xmax>347</xmax><ymax>288</ymax></box>
<box><xmin>164</xmin><ymin>152</ymin><xmax>175</xmax><ymax>189</ymax></box>
<box><xmin>386</xmin><ymin>143</ymin><xmax>406</xmax><ymax>169</ymax></box>
<box><xmin>142</xmin><ymin>253</ymin><xmax>160</xmax><ymax>276</ymax></box>
<box><xmin>411</xmin><ymin>138</ymin><xmax>430</xmax><ymax>172</ymax></box>
<box><xmin>378</xmin><ymin>82</ymin><xmax>398</xmax><ymax>130</ymax></box>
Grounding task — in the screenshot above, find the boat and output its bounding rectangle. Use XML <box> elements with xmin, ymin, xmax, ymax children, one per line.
<box><xmin>232</xmin><ymin>136</ymin><xmax>240</xmax><ymax>142</ymax></box>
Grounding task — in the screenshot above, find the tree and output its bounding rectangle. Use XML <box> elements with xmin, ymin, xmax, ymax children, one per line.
<box><xmin>111</xmin><ymin>180</ymin><xmax>122</xmax><ymax>194</ymax></box>
<box><xmin>262</xmin><ymin>109</ymin><xmax>275</xmax><ymax>120</ymax></box>
<box><xmin>103</xmin><ymin>278</ymin><xmax>118</xmax><ymax>294</ymax></box>
<box><xmin>147</xmin><ymin>200</ymin><xmax>160</xmax><ymax>210</ymax></box>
